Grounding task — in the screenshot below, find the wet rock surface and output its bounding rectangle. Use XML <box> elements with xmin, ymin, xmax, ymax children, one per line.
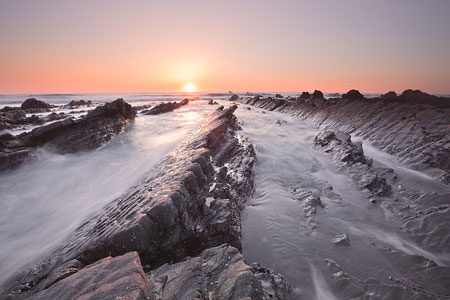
<box><xmin>233</xmin><ymin>90</ymin><xmax>450</xmax><ymax>184</ymax></box>
<box><xmin>0</xmin><ymin>98</ymin><xmax>67</xmax><ymax>131</ymax></box>
<box><xmin>28</xmin><ymin>252</ymin><xmax>151</xmax><ymax>300</ymax></box>
<box><xmin>324</xmin><ymin>244</ymin><xmax>450</xmax><ymax>300</ymax></box>
<box><xmin>0</xmin><ymin>98</ymin><xmax>136</xmax><ymax>171</ymax></box>
<box><xmin>0</xmin><ymin>111</ymin><xmax>70</xmax><ymax>131</ymax></box>
<box><xmin>400</xmin><ymin>193</ymin><xmax>450</xmax><ymax>253</ymax></box>
<box><xmin>143</xmin><ymin>98</ymin><xmax>190</xmax><ymax>115</ymax></box>
<box><xmin>314</xmin><ymin>130</ymin><xmax>392</xmax><ymax>198</ymax></box>
<box><xmin>1</xmin><ymin>105</ymin><xmax>293</xmax><ymax>299</ymax></box>
<box><xmin>233</xmin><ymin>92</ymin><xmax>450</xmax><ymax>299</ymax></box>
<box><xmin>134</xmin><ymin>104</ymin><xmax>152</xmax><ymax>112</ymax></box>
<box><xmin>147</xmin><ymin>244</ymin><xmax>294</xmax><ymax>300</ymax></box>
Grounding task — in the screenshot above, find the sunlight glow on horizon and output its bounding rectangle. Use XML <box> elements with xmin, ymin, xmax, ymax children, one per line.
<box><xmin>0</xmin><ymin>0</ymin><xmax>449</xmax><ymax>94</ymax></box>
<box><xmin>182</xmin><ymin>82</ymin><xmax>198</xmax><ymax>93</ymax></box>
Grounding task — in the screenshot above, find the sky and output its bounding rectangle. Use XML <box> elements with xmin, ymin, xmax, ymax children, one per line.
<box><xmin>0</xmin><ymin>0</ymin><xmax>449</xmax><ymax>94</ymax></box>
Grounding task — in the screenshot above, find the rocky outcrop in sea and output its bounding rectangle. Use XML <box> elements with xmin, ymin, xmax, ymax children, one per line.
<box><xmin>143</xmin><ymin>98</ymin><xmax>190</xmax><ymax>115</ymax></box>
<box><xmin>0</xmin><ymin>98</ymin><xmax>136</xmax><ymax>171</ymax></box>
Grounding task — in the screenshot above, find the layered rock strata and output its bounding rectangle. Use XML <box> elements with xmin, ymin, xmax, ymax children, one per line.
<box><xmin>1</xmin><ymin>105</ymin><xmax>293</xmax><ymax>300</ymax></box>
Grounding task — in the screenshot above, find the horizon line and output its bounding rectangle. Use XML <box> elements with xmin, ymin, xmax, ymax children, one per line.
<box><xmin>1</xmin><ymin>89</ymin><xmax>449</xmax><ymax>97</ymax></box>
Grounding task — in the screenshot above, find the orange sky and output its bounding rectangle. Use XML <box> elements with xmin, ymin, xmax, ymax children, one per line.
<box><xmin>1</xmin><ymin>0</ymin><xmax>449</xmax><ymax>94</ymax></box>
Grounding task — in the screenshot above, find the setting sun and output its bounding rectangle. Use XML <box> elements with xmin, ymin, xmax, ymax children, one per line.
<box><xmin>183</xmin><ymin>82</ymin><xmax>197</xmax><ymax>93</ymax></box>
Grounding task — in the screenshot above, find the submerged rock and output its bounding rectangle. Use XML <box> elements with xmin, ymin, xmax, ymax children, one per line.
<box><xmin>291</xmin><ymin>188</ymin><xmax>324</xmax><ymax>217</ymax></box>
<box><xmin>332</xmin><ymin>234</ymin><xmax>350</xmax><ymax>246</ymax></box>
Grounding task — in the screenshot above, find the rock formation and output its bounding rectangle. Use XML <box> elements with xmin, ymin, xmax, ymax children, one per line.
<box><xmin>0</xmin><ymin>98</ymin><xmax>136</xmax><ymax>171</ymax></box>
<box><xmin>65</xmin><ymin>100</ymin><xmax>92</xmax><ymax>107</ymax></box>
<box><xmin>233</xmin><ymin>89</ymin><xmax>450</xmax><ymax>184</ymax></box>
<box><xmin>147</xmin><ymin>244</ymin><xmax>294</xmax><ymax>300</ymax></box>
<box><xmin>143</xmin><ymin>99</ymin><xmax>190</xmax><ymax>115</ymax></box>
<box><xmin>1</xmin><ymin>105</ymin><xmax>293</xmax><ymax>299</ymax></box>
<box><xmin>20</xmin><ymin>98</ymin><xmax>53</xmax><ymax>110</ymax></box>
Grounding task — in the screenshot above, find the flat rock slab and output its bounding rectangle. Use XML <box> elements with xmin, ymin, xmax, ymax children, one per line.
<box><xmin>28</xmin><ymin>252</ymin><xmax>151</xmax><ymax>300</ymax></box>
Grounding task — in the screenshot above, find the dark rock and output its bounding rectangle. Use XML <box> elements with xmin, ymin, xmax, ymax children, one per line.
<box><xmin>86</xmin><ymin>98</ymin><xmax>135</xmax><ymax>120</ymax></box>
<box><xmin>312</xmin><ymin>90</ymin><xmax>324</xmax><ymax>99</ymax></box>
<box><xmin>208</xmin><ymin>100</ymin><xmax>219</xmax><ymax>105</ymax></box>
<box><xmin>133</xmin><ymin>104</ymin><xmax>152</xmax><ymax>112</ymax></box>
<box><xmin>0</xmin><ymin>110</ymin><xmax>27</xmax><ymax>130</ymax></box>
<box><xmin>20</xmin><ymin>98</ymin><xmax>52</xmax><ymax>110</ymax></box>
<box><xmin>143</xmin><ymin>99</ymin><xmax>190</xmax><ymax>115</ymax></box>
<box><xmin>66</xmin><ymin>100</ymin><xmax>92</xmax><ymax>107</ymax></box>
<box><xmin>381</xmin><ymin>91</ymin><xmax>397</xmax><ymax>99</ymax></box>
<box><xmin>393</xmin><ymin>89</ymin><xmax>450</xmax><ymax>108</ymax></box>
<box><xmin>0</xmin><ymin>110</ymin><xmax>69</xmax><ymax>131</ymax></box>
<box><xmin>342</xmin><ymin>89</ymin><xmax>364</xmax><ymax>100</ymax></box>
<box><xmin>146</xmin><ymin>244</ymin><xmax>294</xmax><ymax>300</ymax></box>
<box><xmin>229</xmin><ymin>94</ymin><xmax>239</xmax><ymax>102</ymax></box>
<box><xmin>299</xmin><ymin>91</ymin><xmax>311</xmax><ymax>99</ymax></box>
<box><xmin>43</xmin><ymin>112</ymin><xmax>69</xmax><ymax>122</ymax></box>
<box><xmin>2</xmin><ymin>105</ymin><xmax>258</xmax><ymax>298</ymax></box>
<box><xmin>0</xmin><ymin>106</ymin><xmax>22</xmax><ymax>113</ymax></box>
<box><xmin>0</xmin><ymin>99</ymin><xmax>136</xmax><ymax>171</ymax></box>
<box><xmin>28</xmin><ymin>252</ymin><xmax>151</xmax><ymax>300</ymax></box>
<box><xmin>275</xmin><ymin>93</ymin><xmax>283</xmax><ymax>98</ymax></box>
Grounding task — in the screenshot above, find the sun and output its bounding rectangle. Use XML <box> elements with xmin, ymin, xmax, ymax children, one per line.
<box><xmin>183</xmin><ymin>82</ymin><xmax>197</xmax><ymax>93</ymax></box>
